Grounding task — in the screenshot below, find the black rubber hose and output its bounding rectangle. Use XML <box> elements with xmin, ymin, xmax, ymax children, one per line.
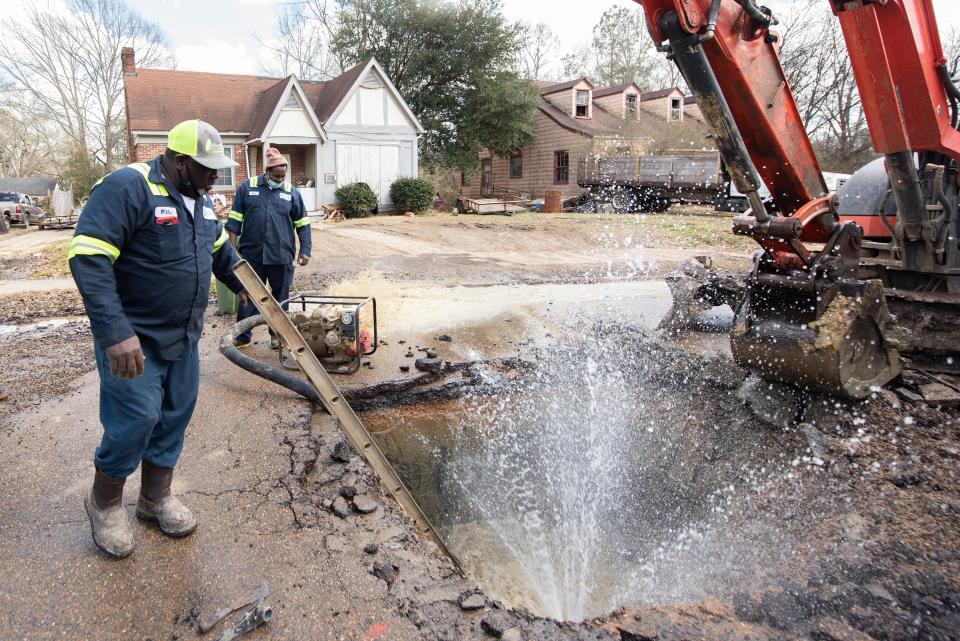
<box><xmin>700</xmin><ymin>0</ymin><xmax>722</xmax><ymax>42</ymax></box>
<box><xmin>735</xmin><ymin>0</ymin><xmax>774</xmax><ymax>27</ymax></box>
<box><xmin>219</xmin><ymin>314</ymin><xmax>323</xmax><ymax>406</ymax></box>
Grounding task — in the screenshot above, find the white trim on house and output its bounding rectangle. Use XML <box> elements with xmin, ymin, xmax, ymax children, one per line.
<box><xmin>260</xmin><ymin>76</ymin><xmax>328</xmax><ymax>143</ymax></box>
<box><xmin>326</xmin><ymin>59</ymin><xmax>425</xmax><ymax>134</ymax></box>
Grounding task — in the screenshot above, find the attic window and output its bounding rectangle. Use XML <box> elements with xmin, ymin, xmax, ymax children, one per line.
<box><xmin>670</xmin><ymin>97</ymin><xmax>682</xmax><ymax>121</ymax></box>
<box><xmin>361</xmin><ymin>72</ymin><xmax>382</xmax><ymax>89</ymax></box>
<box><xmin>626</xmin><ymin>94</ymin><xmax>637</xmax><ymax>113</ymax></box>
<box><xmin>575</xmin><ymin>90</ymin><xmax>590</xmax><ymax>117</ymax></box>
<box><xmin>284</xmin><ymin>93</ymin><xmax>299</xmax><ymax>110</ymax></box>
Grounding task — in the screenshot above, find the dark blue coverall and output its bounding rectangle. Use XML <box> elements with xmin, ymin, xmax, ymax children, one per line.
<box><xmin>68</xmin><ymin>158</ymin><xmax>244</xmax><ymax>478</ymax></box>
<box><xmin>225</xmin><ymin>174</ymin><xmax>312</xmax><ymax>343</ymax></box>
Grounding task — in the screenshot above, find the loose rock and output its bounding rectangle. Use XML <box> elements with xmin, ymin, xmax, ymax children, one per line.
<box><xmin>460</xmin><ymin>594</ymin><xmax>486</xmax><ymax>611</ymax></box>
<box><xmin>331</xmin><ymin>496</ymin><xmax>350</xmax><ymax>518</ymax></box>
<box><xmin>415</xmin><ymin>357</ymin><xmax>442</xmax><ymax>373</ymax></box>
<box><xmin>353</xmin><ymin>495</ymin><xmax>379</xmax><ymax>514</ymax></box>
<box><xmin>801</xmin><ymin>423</ymin><xmax>834</xmax><ymax>459</ymax></box>
<box><xmin>340</xmin><ymin>485</ymin><xmax>357</xmax><ymax>499</ymax></box>
<box><xmin>332</xmin><ymin>442</ymin><xmax>353</xmax><ymax>463</ymax></box>
<box><xmin>481</xmin><ymin>612</ymin><xmax>515</xmax><ymax>637</ymax></box>
<box><xmin>372</xmin><ymin>560</ymin><xmax>399</xmax><ymax>586</ymax></box>
<box><xmin>501</xmin><ymin>629</ymin><xmax>522</xmax><ymax>641</ymax></box>
<box><xmin>919</xmin><ymin>382</ymin><xmax>960</xmax><ymax>407</ymax></box>
<box><xmin>436</xmin><ymin>334</ymin><xmax>452</xmax><ymax>342</ymax></box>
<box><xmin>809</xmin><ymin>617</ymin><xmax>876</xmax><ymax>641</ymax></box>
<box><xmin>617</xmin><ymin>620</ymin><xmax>658</xmax><ymax>641</ymax></box>
<box><xmin>363</xmin><ymin>542</ymin><xmax>378</xmax><ymax>554</ymax></box>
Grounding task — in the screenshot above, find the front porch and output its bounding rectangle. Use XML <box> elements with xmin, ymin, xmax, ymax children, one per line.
<box><xmin>245</xmin><ymin>141</ymin><xmax>322</xmax><ymax>211</ymax></box>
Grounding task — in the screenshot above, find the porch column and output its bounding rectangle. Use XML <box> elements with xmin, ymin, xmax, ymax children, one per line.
<box><xmin>315</xmin><ymin>142</ymin><xmax>323</xmax><ymax>206</ymax></box>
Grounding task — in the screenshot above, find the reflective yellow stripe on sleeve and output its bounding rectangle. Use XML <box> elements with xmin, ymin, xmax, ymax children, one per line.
<box><xmin>228</xmin><ymin>210</ymin><xmax>244</xmax><ymax>222</ymax></box>
<box><xmin>293</xmin><ymin>217</ymin><xmax>310</xmax><ymax>228</ymax></box>
<box><xmin>212</xmin><ymin>227</ymin><xmax>229</xmax><ymax>253</ymax></box>
<box><xmin>250</xmin><ymin>176</ymin><xmax>258</xmax><ymax>188</ymax></box>
<box><xmin>68</xmin><ymin>235</ymin><xmax>121</xmax><ymax>263</ymax></box>
<box><xmin>284</xmin><ymin>182</ymin><xmax>292</xmax><ymax>193</ymax></box>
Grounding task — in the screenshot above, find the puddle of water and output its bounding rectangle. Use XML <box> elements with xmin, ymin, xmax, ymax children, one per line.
<box><xmin>363</xmin><ymin>339</ymin><xmax>827</xmax><ymax>622</ymax></box>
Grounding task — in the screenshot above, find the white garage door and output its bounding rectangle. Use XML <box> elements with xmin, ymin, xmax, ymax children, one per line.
<box><xmin>336</xmin><ymin>143</ymin><xmax>401</xmax><ymax>206</ymax></box>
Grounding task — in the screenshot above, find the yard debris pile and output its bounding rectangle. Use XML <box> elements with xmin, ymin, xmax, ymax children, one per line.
<box><xmin>0</xmin><ymin>288</ymin><xmax>84</xmax><ymax>324</ymax></box>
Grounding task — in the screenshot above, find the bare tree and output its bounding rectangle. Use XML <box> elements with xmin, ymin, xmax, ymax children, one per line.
<box><xmin>520</xmin><ymin>23</ymin><xmax>559</xmax><ymax>80</ymax></box>
<box><xmin>259</xmin><ymin>3</ymin><xmax>341</xmax><ymax>80</ymax></box>
<box><xmin>0</xmin><ymin>0</ymin><xmax>172</xmax><ymax>172</ymax></box>
<box><xmin>0</xmin><ymin>93</ymin><xmax>61</xmax><ymax>178</ymax></box>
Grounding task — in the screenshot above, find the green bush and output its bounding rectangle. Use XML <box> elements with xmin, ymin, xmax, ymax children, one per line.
<box><xmin>389</xmin><ymin>177</ymin><xmax>434</xmax><ymax>213</ymax></box>
<box><xmin>335</xmin><ymin>182</ymin><xmax>378</xmax><ymax>217</ymax></box>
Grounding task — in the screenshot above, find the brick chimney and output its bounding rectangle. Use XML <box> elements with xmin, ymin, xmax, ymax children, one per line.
<box><xmin>121</xmin><ymin>47</ymin><xmax>135</xmax><ymax>74</ymax></box>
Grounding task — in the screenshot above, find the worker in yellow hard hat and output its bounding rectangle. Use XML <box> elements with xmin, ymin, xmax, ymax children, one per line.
<box><xmin>69</xmin><ymin>119</ymin><xmax>247</xmax><ymax>558</ymax></box>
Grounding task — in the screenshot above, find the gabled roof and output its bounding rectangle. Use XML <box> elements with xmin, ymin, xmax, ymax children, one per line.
<box><xmin>639</xmin><ymin>87</ymin><xmax>682</xmax><ymax>101</ymax></box>
<box><xmin>249</xmin><ymin>75</ymin><xmax>328</xmax><ymax>142</ymax></box>
<box><xmin>683</xmin><ymin>95</ymin><xmax>697</xmax><ymax>105</ymax></box>
<box><xmin>593</xmin><ymin>82</ymin><xmax>641</xmax><ymax>98</ymax></box>
<box><xmin>123</xmin><ymin>57</ymin><xmax>422</xmax><ymax>137</ymax></box>
<box><xmin>540</xmin><ymin>78</ymin><xmax>593</xmax><ymax>96</ymax></box>
<box><xmin>0</xmin><ymin>176</ymin><xmax>58</xmax><ymax>196</ymax></box>
<box><xmin>322</xmin><ymin>58</ymin><xmax>425</xmax><ymax>134</ymax></box>
<box><xmin>313</xmin><ymin>59</ymin><xmax>369</xmax><ymax>123</ymax></box>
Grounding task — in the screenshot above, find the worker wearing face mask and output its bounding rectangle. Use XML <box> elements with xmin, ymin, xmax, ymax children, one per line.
<box><xmin>226</xmin><ymin>147</ymin><xmax>312</xmax><ymax>348</ymax></box>
<box><xmin>69</xmin><ymin>119</ymin><xmax>247</xmax><ymax>558</ymax></box>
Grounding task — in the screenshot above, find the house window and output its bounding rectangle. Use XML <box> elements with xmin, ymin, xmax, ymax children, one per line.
<box><xmin>670</xmin><ymin>97</ymin><xmax>682</xmax><ymax>121</ymax></box>
<box><xmin>284</xmin><ymin>93</ymin><xmax>299</xmax><ymax>109</ymax></box>
<box><xmin>461</xmin><ymin>172</ymin><xmax>471</xmax><ymax>186</ymax></box>
<box><xmin>510</xmin><ymin>151</ymin><xmax>523</xmax><ymax>179</ymax></box>
<box><xmin>626</xmin><ymin>94</ymin><xmax>637</xmax><ymax>113</ymax></box>
<box><xmin>215</xmin><ymin>145</ymin><xmax>234</xmax><ymax>188</ymax></box>
<box><xmin>575</xmin><ymin>90</ymin><xmax>590</xmax><ymax>117</ymax></box>
<box><xmin>554</xmin><ymin>151</ymin><xmax>569</xmax><ymax>184</ymax></box>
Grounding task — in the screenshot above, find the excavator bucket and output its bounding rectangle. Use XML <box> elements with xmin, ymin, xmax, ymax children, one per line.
<box><xmin>730</xmin><ymin>277</ymin><xmax>902</xmax><ymax>399</ymax></box>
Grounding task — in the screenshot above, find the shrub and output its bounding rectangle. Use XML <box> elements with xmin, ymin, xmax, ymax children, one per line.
<box><xmin>335</xmin><ymin>182</ymin><xmax>378</xmax><ymax>217</ymax></box>
<box><xmin>389</xmin><ymin>177</ymin><xmax>434</xmax><ymax>213</ymax></box>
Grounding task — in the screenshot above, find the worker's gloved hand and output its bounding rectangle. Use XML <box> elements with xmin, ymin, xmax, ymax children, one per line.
<box><xmin>297</xmin><ymin>255</ymin><xmax>310</xmax><ymax>266</ymax></box>
<box><xmin>105</xmin><ymin>335</ymin><xmax>145</xmax><ymax>380</ymax></box>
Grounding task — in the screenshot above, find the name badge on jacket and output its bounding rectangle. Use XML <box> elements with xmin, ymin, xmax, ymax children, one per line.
<box><xmin>154</xmin><ymin>207</ymin><xmax>179</xmax><ymax>225</ymax></box>
<box><xmin>279</xmin><ymin>193</ymin><xmax>292</xmax><ymax>201</ymax></box>
<box><xmin>202</xmin><ymin>206</ymin><xmax>216</xmax><ymax>220</ymax></box>
<box><xmin>249</xmin><ymin>190</ymin><xmax>259</xmax><ymax>196</ymax></box>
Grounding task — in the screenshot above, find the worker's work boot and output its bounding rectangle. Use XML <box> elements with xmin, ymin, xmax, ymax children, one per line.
<box><xmin>136</xmin><ymin>460</ymin><xmax>196</xmax><ymax>537</ymax></box>
<box><xmin>84</xmin><ymin>468</ymin><xmax>135</xmax><ymax>558</ymax></box>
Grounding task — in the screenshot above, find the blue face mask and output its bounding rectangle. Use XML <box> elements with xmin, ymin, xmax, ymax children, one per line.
<box><xmin>267</xmin><ymin>178</ymin><xmax>284</xmax><ymax>190</ymax></box>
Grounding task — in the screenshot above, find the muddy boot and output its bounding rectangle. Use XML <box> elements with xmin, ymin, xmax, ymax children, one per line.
<box><xmin>84</xmin><ymin>468</ymin><xmax>135</xmax><ymax>558</ymax></box>
<box><xmin>136</xmin><ymin>460</ymin><xmax>196</xmax><ymax>537</ymax></box>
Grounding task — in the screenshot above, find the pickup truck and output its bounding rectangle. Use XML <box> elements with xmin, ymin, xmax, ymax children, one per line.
<box><xmin>0</xmin><ymin>191</ymin><xmax>47</xmax><ymax>228</ymax></box>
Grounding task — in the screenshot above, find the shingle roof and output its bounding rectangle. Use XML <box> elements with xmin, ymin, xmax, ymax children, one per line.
<box><xmin>123</xmin><ymin>58</ymin><xmax>375</xmax><ymax>137</ymax></box>
<box><xmin>639</xmin><ymin>87</ymin><xmax>681</xmax><ymax>101</ymax></box>
<box><xmin>246</xmin><ymin>77</ymin><xmax>293</xmax><ymax>140</ymax></box>
<box><xmin>539</xmin><ymin>78</ymin><xmax>593</xmax><ymax>95</ymax></box>
<box><xmin>312</xmin><ymin>59</ymin><xmax>369</xmax><ymax>123</ymax></box>
<box><xmin>593</xmin><ymin>83</ymin><xmax>640</xmax><ymax>98</ymax></box>
<box><xmin>0</xmin><ymin>176</ymin><xmax>58</xmax><ymax>196</ymax></box>
<box><xmin>684</xmin><ymin>95</ymin><xmax>697</xmax><ymax>105</ymax></box>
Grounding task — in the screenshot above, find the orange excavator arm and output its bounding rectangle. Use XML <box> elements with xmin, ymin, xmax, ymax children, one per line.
<box><xmin>631</xmin><ymin>0</ymin><xmax>960</xmax><ymax>396</ymax></box>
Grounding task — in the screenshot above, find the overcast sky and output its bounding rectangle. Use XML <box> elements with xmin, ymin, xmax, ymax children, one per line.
<box><xmin>4</xmin><ymin>0</ymin><xmax>959</xmax><ymax>77</ymax></box>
